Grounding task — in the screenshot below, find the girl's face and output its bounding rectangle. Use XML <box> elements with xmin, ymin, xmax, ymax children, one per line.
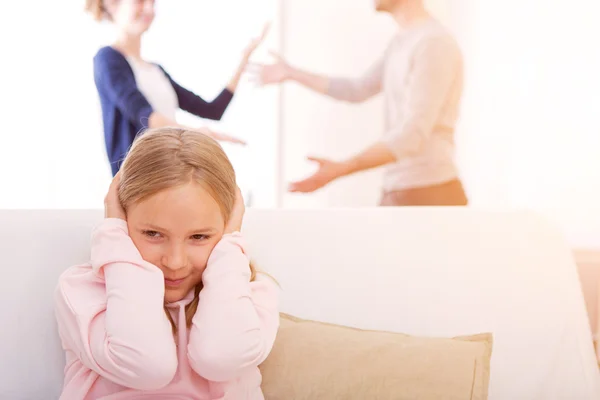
<box><xmin>106</xmin><ymin>0</ymin><xmax>156</xmax><ymax>36</ymax></box>
<box><xmin>126</xmin><ymin>182</ymin><xmax>226</xmax><ymax>303</ymax></box>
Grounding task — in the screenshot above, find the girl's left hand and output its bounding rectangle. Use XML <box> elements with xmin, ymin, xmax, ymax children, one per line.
<box><xmin>243</xmin><ymin>22</ymin><xmax>271</xmax><ymax>61</ymax></box>
<box><xmin>225</xmin><ymin>186</ymin><xmax>245</xmax><ymax>234</ymax></box>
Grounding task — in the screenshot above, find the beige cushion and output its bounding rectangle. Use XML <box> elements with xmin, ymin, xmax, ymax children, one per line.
<box><xmin>260</xmin><ymin>313</ymin><xmax>493</xmax><ymax>400</ymax></box>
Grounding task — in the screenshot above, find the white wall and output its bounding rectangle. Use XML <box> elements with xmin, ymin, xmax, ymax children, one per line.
<box><xmin>0</xmin><ymin>2</ymin><xmax>110</xmax><ymax>209</ymax></box>
<box><xmin>445</xmin><ymin>0</ymin><xmax>600</xmax><ymax>249</ymax></box>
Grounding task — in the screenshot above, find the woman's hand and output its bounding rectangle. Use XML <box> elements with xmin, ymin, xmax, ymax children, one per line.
<box><xmin>242</xmin><ymin>22</ymin><xmax>271</xmax><ymax>62</ymax></box>
<box><xmin>227</xmin><ymin>22</ymin><xmax>271</xmax><ymax>93</ymax></box>
<box><xmin>198</xmin><ymin>127</ymin><xmax>247</xmax><ymax>146</ymax></box>
<box><xmin>104</xmin><ymin>171</ymin><xmax>127</xmax><ymax>220</ymax></box>
<box><xmin>224</xmin><ymin>187</ymin><xmax>245</xmax><ymax>234</ymax></box>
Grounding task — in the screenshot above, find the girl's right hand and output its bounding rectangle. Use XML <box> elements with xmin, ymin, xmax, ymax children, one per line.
<box><xmin>104</xmin><ymin>171</ymin><xmax>126</xmax><ymax>220</ymax></box>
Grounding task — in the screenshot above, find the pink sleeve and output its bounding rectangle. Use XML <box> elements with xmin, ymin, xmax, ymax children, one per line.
<box><xmin>54</xmin><ymin>218</ymin><xmax>178</xmax><ymax>390</ymax></box>
<box><xmin>187</xmin><ymin>232</ymin><xmax>280</xmax><ymax>382</ymax></box>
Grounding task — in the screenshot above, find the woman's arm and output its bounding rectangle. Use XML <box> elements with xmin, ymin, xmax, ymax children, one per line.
<box><xmin>187</xmin><ymin>233</ymin><xmax>280</xmax><ymax>382</ymax></box>
<box><xmin>148</xmin><ymin>110</ymin><xmax>245</xmax><ymax>145</ymax></box>
<box><xmin>147</xmin><ymin>111</ymin><xmax>182</xmax><ymax>129</ymax></box>
<box><xmin>54</xmin><ymin>219</ymin><xmax>178</xmax><ymax>390</ymax></box>
<box><xmin>226</xmin><ymin>22</ymin><xmax>271</xmax><ymax>93</ymax></box>
<box><xmin>160</xmin><ymin>23</ymin><xmax>271</xmax><ymax>121</ymax></box>
<box><xmin>160</xmin><ymin>69</ymin><xmax>234</xmax><ymax>121</ymax></box>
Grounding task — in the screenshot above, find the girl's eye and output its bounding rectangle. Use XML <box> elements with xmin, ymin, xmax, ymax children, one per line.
<box><xmin>191</xmin><ymin>234</ymin><xmax>209</xmax><ymax>241</ymax></box>
<box><xmin>143</xmin><ymin>230</ymin><xmax>162</xmax><ymax>238</ymax></box>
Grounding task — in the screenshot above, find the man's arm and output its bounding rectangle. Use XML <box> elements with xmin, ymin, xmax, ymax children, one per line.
<box><xmin>325</xmin><ymin>57</ymin><xmax>385</xmax><ymax>103</ymax></box>
<box><xmin>256</xmin><ymin>53</ymin><xmax>384</xmax><ymax>103</ymax></box>
<box><xmin>288</xmin><ymin>142</ymin><xmax>395</xmax><ymax>193</ymax></box>
<box><xmin>289</xmin><ymin>35</ymin><xmax>462</xmax><ymax>193</ymax></box>
<box><xmin>286</xmin><ymin>65</ymin><xmax>330</xmax><ymax>95</ymax></box>
<box><xmin>340</xmin><ymin>142</ymin><xmax>397</xmax><ymax>175</ymax></box>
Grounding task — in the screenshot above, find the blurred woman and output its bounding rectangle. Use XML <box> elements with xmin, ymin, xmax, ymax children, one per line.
<box><xmin>86</xmin><ymin>0</ymin><xmax>268</xmax><ymax>175</ymax></box>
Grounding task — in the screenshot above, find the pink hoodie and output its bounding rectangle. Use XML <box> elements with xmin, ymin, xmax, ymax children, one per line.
<box><xmin>54</xmin><ymin>218</ymin><xmax>280</xmax><ymax>400</ymax></box>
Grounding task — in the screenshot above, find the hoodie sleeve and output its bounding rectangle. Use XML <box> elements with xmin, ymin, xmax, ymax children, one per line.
<box><xmin>187</xmin><ymin>232</ymin><xmax>280</xmax><ymax>382</ymax></box>
<box><xmin>54</xmin><ymin>218</ymin><xmax>178</xmax><ymax>390</ymax></box>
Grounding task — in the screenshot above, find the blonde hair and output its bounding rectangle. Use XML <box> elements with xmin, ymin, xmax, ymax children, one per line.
<box><xmin>85</xmin><ymin>0</ymin><xmax>107</xmax><ymax>21</ymax></box>
<box><xmin>118</xmin><ymin>127</ymin><xmax>257</xmax><ymax>331</ymax></box>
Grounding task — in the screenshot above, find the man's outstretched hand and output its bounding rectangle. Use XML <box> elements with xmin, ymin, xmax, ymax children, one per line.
<box><xmin>287</xmin><ymin>156</ymin><xmax>347</xmax><ymax>193</ymax></box>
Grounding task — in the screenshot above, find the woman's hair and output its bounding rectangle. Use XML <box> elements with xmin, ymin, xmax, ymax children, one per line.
<box><xmin>85</xmin><ymin>0</ymin><xmax>107</xmax><ymax>21</ymax></box>
<box><xmin>118</xmin><ymin>127</ymin><xmax>257</xmax><ymax>331</ymax></box>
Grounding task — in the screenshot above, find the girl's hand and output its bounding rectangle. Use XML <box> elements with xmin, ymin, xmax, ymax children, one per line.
<box><xmin>225</xmin><ymin>187</ymin><xmax>245</xmax><ymax>234</ymax></box>
<box><xmin>104</xmin><ymin>171</ymin><xmax>127</xmax><ymax>220</ymax></box>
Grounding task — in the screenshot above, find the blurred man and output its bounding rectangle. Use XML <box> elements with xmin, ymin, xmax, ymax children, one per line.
<box><xmin>254</xmin><ymin>0</ymin><xmax>467</xmax><ymax>206</ymax></box>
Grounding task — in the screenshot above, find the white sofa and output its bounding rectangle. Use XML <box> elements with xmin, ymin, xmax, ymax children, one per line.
<box><xmin>1</xmin><ymin>208</ymin><xmax>599</xmax><ymax>399</ymax></box>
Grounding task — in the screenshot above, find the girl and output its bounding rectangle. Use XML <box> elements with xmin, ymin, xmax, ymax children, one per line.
<box><xmin>86</xmin><ymin>0</ymin><xmax>269</xmax><ymax>175</ymax></box>
<box><xmin>54</xmin><ymin>128</ymin><xmax>280</xmax><ymax>399</ymax></box>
